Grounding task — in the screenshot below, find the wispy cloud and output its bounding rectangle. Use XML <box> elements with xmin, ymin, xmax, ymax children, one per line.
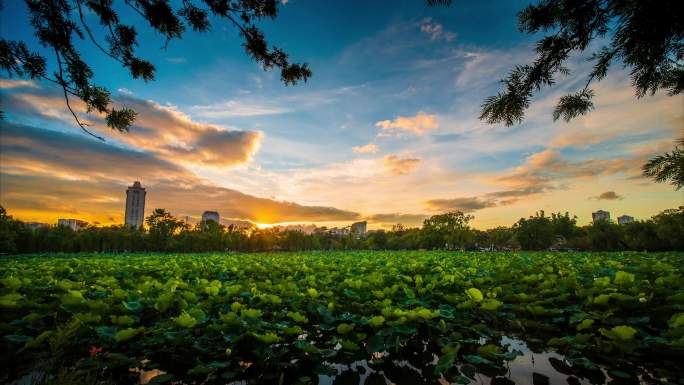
<box><xmin>420</xmin><ymin>17</ymin><xmax>456</xmax><ymax>42</ymax></box>
<box><xmin>352</xmin><ymin>143</ymin><xmax>379</xmax><ymax>154</ymax></box>
<box><xmin>190</xmin><ymin>100</ymin><xmax>291</xmax><ymax>119</ymax></box>
<box><xmin>424</xmin><ymin>197</ymin><xmax>496</xmax><ymax>213</ymax></box>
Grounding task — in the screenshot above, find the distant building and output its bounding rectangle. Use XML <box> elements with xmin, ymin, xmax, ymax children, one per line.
<box><xmin>125</xmin><ymin>181</ymin><xmax>146</xmax><ymax>229</ymax></box>
<box><xmin>592</xmin><ymin>210</ymin><xmax>610</xmax><ymax>223</ymax></box>
<box><xmin>351</xmin><ymin>221</ymin><xmax>367</xmax><ymax>239</ymax></box>
<box><xmin>202</xmin><ymin>211</ymin><xmax>220</xmax><ymax>223</ymax></box>
<box><xmin>617</xmin><ymin>215</ymin><xmax>634</xmax><ymax>224</ymax></box>
<box><xmin>57</xmin><ymin>218</ymin><xmax>86</xmax><ymax>231</ymax></box>
<box><xmin>330</xmin><ymin>227</ymin><xmax>350</xmax><ymax>237</ymax></box>
<box><xmin>25</xmin><ymin>222</ymin><xmax>49</xmax><ymax>231</ymax></box>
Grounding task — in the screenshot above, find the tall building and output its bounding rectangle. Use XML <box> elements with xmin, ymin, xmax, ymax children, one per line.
<box><xmin>351</xmin><ymin>221</ymin><xmax>367</xmax><ymax>239</ymax></box>
<box><xmin>592</xmin><ymin>210</ymin><xmax>610</xmax><ymax>223</ymax></box>
<box><xmin>617</xmin><ymin>215</ymin><xmax>634</xmax><ymax>224</ymax></box>
<box><xmin>57</xmin><ymin>218</ymin><xmax>86</xmax><ymax>231</ymax></box>
<box><xmin>125</xmin><ymin>181</ymin><xmax>146</xmax><ymax>229</ymax></box>
<box><xmin>202</xmin><ymin>211</ymin><xmax>220</xmax><ymax>223</ymax></box>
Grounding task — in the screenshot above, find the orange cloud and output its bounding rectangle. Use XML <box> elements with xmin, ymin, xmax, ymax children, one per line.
<box><xmin>2</xmin><ymin>86</ymin><xmax>262</xmax><ymax>168</ymax></box>
<box><xmin>0</xmin><ymin>122</ymin><xmax>360</xmax><ymax>225</ymax></box>
<box><xmin>376</xmin><ymin>112</ymin><xmax>438</xmax><ymax>136</ymax></box>
<box><xmin>383</xmin><ymin>155</ymin><xmax>420</xmax><ymax>175</ymax></box>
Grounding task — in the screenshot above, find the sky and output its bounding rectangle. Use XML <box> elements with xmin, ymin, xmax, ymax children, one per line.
<box><xmin>1</xmin><ymin>0</ymin><xmax>682</xmax><ymax>229</ymax></box>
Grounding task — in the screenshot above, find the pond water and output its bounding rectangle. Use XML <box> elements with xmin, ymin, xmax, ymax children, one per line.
<box><xmin>317</xmin><ymin>337</ymin><xmax>622</xmax><ymax>385</ymax></box>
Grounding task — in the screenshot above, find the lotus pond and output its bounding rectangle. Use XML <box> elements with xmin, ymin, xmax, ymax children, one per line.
<box><xmin>1</xmin><ymin>251</ymin><xmax>683</xmax><ymax>385</ymax></box>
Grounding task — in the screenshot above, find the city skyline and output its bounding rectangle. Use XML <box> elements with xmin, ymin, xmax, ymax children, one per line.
<box><xmin>1</xmin><ymin>0</ymin><xmax>682</xmax><ymax>230</ymax></box>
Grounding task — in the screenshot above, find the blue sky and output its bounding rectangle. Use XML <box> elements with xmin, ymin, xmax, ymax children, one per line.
<box><xmin>1</xmin><ymin>0</ymin><xmax>682</xmax><ymax>228</ymax></box>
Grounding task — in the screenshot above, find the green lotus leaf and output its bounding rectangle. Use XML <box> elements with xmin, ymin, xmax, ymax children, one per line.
<box><xmin>481</xmin><ymin>299</ymin><xmax>503</xmax><ymax>311</ymax></box>
<box><xmin>434</xmin><ymin>351</ymin><xmax>456</xmax><ymax>375</ymax></box>
<box><xmin>600</xmin><ymin>325</ymin><xmax>637</xmax><ymax>341</ymax></box>
<box><xmin>466</xmin><ymin>288</ymin><xmax>483</xmax><ymax>302</ymax></box>
<box><xmin>614</xmin><ymin>271</ymin><xmax>635</xmax><ymax>286</ymax></box>
<box><xmin>173</xmin><ymin>312</ymin><xmax>197</xmax><ymax>328</ymax></box>
<box><xmin>241</xmin><ymin>308</ymin><xmax>263</xmax><ymax>319</ymax></box>
<box><xmin>115</xmin><ymin>327</ymin><xmax>144</xmax><ymax>342</ymax></box>
<box><xmin>668</xmin><ymin>313</ymin><xmax>684</xmax><ymax>329</ymax></box>
<box><xmin>0</xmin><ymin>293</ymin><xmax>24</xmax><ymax>307</ymax></box>
<box><xmin>368</xmin><ymin>315</ymin><xmax>385</xmax><ymax>327</ymax></box>
<box><xmin>337</xmin><ymin>323</ymin><xmax>355</xmax><ymax>334</ymax></box>
<box><xmin>287</xmin><ymin>311</ymin><xmax>308</xmax><ymax>323</ymax></box>
<box><xmin>576</xmin><ymin>319</ymin><xmax>594</xmax><ymax>331</ymax></box>
<box><xmin>253</xmin><ymin>332</ymin><xmax>281</xmax><ymax>344</ymax></box>
<box><xmin>1</xmin><ymin>276</ymin><xmax>22</xmax><ymax>290</ymax></box>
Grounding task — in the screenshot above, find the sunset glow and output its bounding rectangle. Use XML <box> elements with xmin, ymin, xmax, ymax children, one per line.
<box><xmin>1</xmin><ymin>1</ymin><xmax>682</xmax><ymax>229</ymax></box>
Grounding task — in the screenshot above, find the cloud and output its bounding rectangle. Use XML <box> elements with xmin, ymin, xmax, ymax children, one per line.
<box><xmin>0</xmin><ymin>79</ymin><xmax>38</xmax><ymax>89</ymax></box>
<box><xmin>189</xmin><ymin>100</ymin><xmax>291</xmax><ymax>119</ymax></box>
<box><xmin>420</xmin><ymin>18</ymin><xmax>456</xmax><ymax>42</ymax></box>
<box><xmin>591</xmin><ymin>191</ymin><xmax>624</xmax><ymax>200</ymax></box>
<box><xmin>0</xmin><ymin>122</ymin><xmax>360</xmax><ymax>224</ymax></box>
<box><xmin>424</xmin><ymin>197</ymin><xmax>497</xmax><ymax>213</ymax></box>
<box><xmin>352</xmin><ymin>143</ymin><xmax>380</xmax><ymax>154</ymax></box>
<box><xmin>117</xmin><ymin>87</ymin><xmax>133</xmax><ymax>95</ymax></box>
<box><xmin>376</xmin><ymin>112</ymin><xmax>438</xmax><ymax>136</ymax></box>
<box><xmin>2</xmin><ymin>86</ymin><xmax>263</xmax><ymax>168</ymax></box>
<box><xmin>366</xmin><ymin>213</ymin><xmax>428</xmax><ymax>227</ymax></box>
<box><xmin>383</xmin><ymin>155</ymin><xmax>420</xmax><ymax>175</ymax></box>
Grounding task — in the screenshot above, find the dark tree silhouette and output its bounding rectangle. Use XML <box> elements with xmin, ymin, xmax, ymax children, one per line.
<box><xmin>0</xmin><ymin>0</ymin><xmax>311</xmax><ymax>139</ymax></box>
<box><xmin>480</xmin><ymin>0</ymin><xmax>683</xmax><ymax>126</ymax></box>
<box><xmin>643</xmin><ymin>138</ymin><xmax>684</xmax><ymax>190</ymax></box>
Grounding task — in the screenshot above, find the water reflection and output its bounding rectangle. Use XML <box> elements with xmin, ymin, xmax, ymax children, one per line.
<box><xmin>318</xmin><ymin>337</ymin><xmax>615</xmax><ymax>385</ymax></box>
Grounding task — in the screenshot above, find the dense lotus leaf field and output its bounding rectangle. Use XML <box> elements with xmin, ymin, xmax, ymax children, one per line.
<box><xmin>1</xmin><ymin>251</ymin><xmax>683</xmax><ymax>385</ymax></box>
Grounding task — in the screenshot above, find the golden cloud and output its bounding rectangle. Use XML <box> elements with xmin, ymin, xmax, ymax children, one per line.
<box><xmin>2</xmin><ymin>85</ymin><xmax>263</xmax><ymax>168</ymax></box>
<box><xmin>383</xmin><ymin>155</ymin><xmax>421</xmax><ymax>175</ymax></box>
<box><xmin>0</xmin><ymin>122</ymin><xmax>360</xmax><ymax>225</ymax></box>
<box><xmin>352</xmin><ymin>143</ymin><xmax>380</xmax><ymax>154</ymax></box>
<box><xmin>375</xmin><ymin>112</ymin><xmax>438</xmax><ymax>136</ymax></box>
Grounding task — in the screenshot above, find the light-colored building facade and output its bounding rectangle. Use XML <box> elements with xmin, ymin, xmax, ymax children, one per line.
<box><xmin>202</xmin><ymin>211</ymin><xmax>220</xmax><ymax>223</ymax></box>
<box><xmin>125</xmin><ymin>181</ymin><xmax>146</xmax><ymax>229</ymax></box>
<box><xmin>57</xmin><ymin>218</ymin><xmax>86</xmax><ymax>231</ymax></box>
<box><xmin>617</xmin><ymin>215</ymin><xmax>634</xmax><ymax>224</ymax></box>
<box><xmin>592</xmin><ymin>210</ymin><xmax>610</xmax><ymax>223</ymax></box>
<box><xmin>351</xmin><ymin>221</ymin><xmax>367</xmax><ymax>239</ymax></box>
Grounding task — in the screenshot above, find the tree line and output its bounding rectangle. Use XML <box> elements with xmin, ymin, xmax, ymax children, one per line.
<box><xmin>1</xmin><ymin>206</ymin><xmax>682</xmax><ymax>254</ymax></box>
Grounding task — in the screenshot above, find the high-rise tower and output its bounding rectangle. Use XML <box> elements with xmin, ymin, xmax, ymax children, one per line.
<box><xmin>125</xmin><ymin>181</ymin><xmax>146</xmax><ymax>229</ymax></box>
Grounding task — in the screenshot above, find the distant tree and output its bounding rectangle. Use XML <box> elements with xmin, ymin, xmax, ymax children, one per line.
<box><xmin>145</xmin><ymin>208</ymin><xmax>185</xmax><ymax>250</ymax></box>
<box><xmin>550</xmin><ymin>211</ymin><xmax>579</xmax><ymax>241</ymax></box>
<box><xmin>421</xmin><ymin>211</ymin><xmax>474</xmax><ymax>250</ymax></box>
<box><xmin>643</xmin><ymin>138</ymin><xmax>684</xmax><ymax>190</ymax></box>
<box><xmin>586</xmin><ymin>218</ymin><xmax>624</xmax><ymax>251</ymax></box>
<box><xmin>651</xmin><ymin>208</ymin><xmax>684</xmax><ymax>250</ymax></box>
<box><xmin>481</xmin><ymin>0</ymin><xmax>683</xmax><ymax>126</ymax></box>
<box><xmin>0</xmin><ymin>0</ymin><xmax>311</xmax><ymax>139</ymax></box>
<box><xmin>0</xmin><ymin>206</ymin><xmax>19</xmax><ymax>254</ymax></box>
<box><xmin>514</xmin><ymin>210</ymin><xmax>555</xmax><ymax>250</ymax></box>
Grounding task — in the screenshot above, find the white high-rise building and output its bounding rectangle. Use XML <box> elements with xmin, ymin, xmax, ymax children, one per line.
<box><xmin>617</xmin><ymin>215</ymin><xmax>634</xmax><ymax>224</ymax></box>
<box><xmin>125</xmin><ymin>181</ymin><xmax>146</xmax><ymax>229</ymax></box>
<box><xmin>592</xmin><ymin>210</ymin><xmax>610</xmax><ymax>223</ymax></box>
<box><xmin>57</xmin><ymin>218</ymin><xmax>86</xmax><ymax>231</ymax></box>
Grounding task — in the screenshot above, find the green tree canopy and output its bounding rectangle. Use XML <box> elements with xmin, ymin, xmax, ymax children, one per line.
<box><xmin>480</xmin><ymin>0</ymin><xmax>683</xmax><ymax>126</ymax></box>
<box><xmin>0</xmin><ymin>0</ymin><xmax>311</xmax><ymax>139</ymax></box>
